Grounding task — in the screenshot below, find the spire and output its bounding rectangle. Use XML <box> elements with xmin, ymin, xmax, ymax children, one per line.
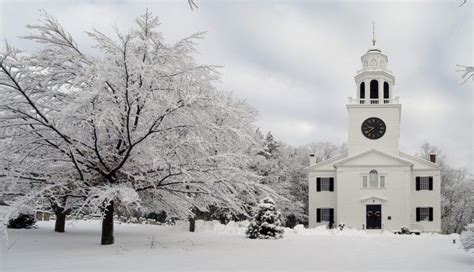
<box><xmin>372</xmin><ymin>21</ymin><xmax>376</xmax><ymax>47</ymax></box>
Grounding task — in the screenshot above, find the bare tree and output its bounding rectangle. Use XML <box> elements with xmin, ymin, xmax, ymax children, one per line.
<box><xmin>456</xmin><ymin>65</ymin><xmax>474</xmax><ymax>84</ymax></box>
<box><xmin>417</xmin><ymin>143</ymin><xmax>473</xmax><ymax>233</ymax></box>
<box><xmin>188</xmin><ymin>0</ymin><xmax>198</xmax><ymax>10</ymax></box>
<box><xmin>456</xmin><ymin>0</ymin><xmax>472</xmax><ymax>83</ymax></box>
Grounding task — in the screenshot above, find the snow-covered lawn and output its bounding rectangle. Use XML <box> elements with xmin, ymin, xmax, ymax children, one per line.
<box><xmin>1</xmin><ymin>220</ymin><xmax>472</xmax><ymax>272</ymax></box>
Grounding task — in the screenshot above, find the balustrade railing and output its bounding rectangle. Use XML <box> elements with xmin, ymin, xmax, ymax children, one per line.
<box><xmin>348</xmin><ymin>97</ymin><xmax>400</xmax><ymax>105</ymax></box>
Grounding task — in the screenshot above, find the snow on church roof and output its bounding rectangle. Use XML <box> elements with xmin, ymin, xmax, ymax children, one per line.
<box><xmin>307</xmin><ymin>149</ymin><xmax>439</xmax><ymax>172</ymax></box>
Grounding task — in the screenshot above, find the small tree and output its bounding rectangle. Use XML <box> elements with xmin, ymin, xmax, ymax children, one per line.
<box><xmin>249</xmin><ymin>138</ymin><xmax>345</xmax><ymax>227</ymax></box>
<box><xmin>258</xmin><ymin>132</ymin><xmax>280</xmax><ymax>160</ymax></box>
<box><xmin>246</xmin><ymin>197</ymin><xmax>284</xmax><ymax>239</ymax></box>
<box><xmin>460</xmin><ymin>223</ymin><xmax>474</xmax><ymax>252</ymax></box>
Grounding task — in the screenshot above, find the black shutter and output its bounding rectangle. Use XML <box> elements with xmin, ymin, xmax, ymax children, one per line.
<box><xmin>316</xmin><ymin>178</ymin><xmax>321</xmax><ymax>192</ymax></box>
<box><xmin>416</xmin><ymin>208</ymin><xmax>420</xmax><ymax>222</ymax></box>
<box><xmin>329</xmin><ymin>178</ymin><xmax>334</xmax><ymax>192</ymax></box>
<box><xmin>316</xmin><ymin>208</ymin><xmax>321</xmax><ymax>223</ymax></box>
<box><xmin>329</xmin><ymin>209</ymin><xmax>334</xmax><ymax>223</ymax></box>
<box><xmin>429</xmin><ymin>177</ymin><xmax>433</xmax><ymax>191</ymax></box>
<box><xmin>416</xmin><ymin>177</ymin><xmax>420</xmax><ymax>191</ymax></box>
<box><xmin>429</xmin><ymin>207</ymin><xmax>433</xmax><ymax>221</ymax></box>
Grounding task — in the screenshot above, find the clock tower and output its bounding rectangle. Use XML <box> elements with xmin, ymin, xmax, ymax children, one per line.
<box><xmin>347</xmin><ymin>41</ymin><xmax>401</xmax><ymax>156</ymax></box>
<box><xmin>307</xmin><ymin>32</ymin><xmax>441</xmax><ymax>233</ymax></box>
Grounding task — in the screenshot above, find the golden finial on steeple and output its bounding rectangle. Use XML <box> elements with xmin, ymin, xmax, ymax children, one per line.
<box><xmin>372</xmin><ymin>21</ymin><xmax>376</xmax><ymax>47</ymax></box>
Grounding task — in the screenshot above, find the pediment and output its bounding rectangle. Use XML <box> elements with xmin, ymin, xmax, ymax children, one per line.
<box><xmin>334</xmin><ymin>149</ymin><xmax>413</xmax><ymax>168</ymax></box>
<box><xmin>306</xmin><ymin>152</ymin><xmax>348</xmax><ymax>172</ymax></box>
<box><xmin>360</xmin><ymin>196</ymin><xmax>388</xmax><ymax>202</ymax></box>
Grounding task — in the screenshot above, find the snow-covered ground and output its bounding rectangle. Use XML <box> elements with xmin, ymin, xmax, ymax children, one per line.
<box><xmin>1</xmin><ymin>220</ymin><xmax>472</xmax><ymax>272</ymax></box>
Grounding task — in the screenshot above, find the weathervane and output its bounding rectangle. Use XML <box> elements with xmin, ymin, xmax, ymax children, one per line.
<box><xmin>372</xmin><ymin>21</ymin><xmax>376</xmax><ymax>46</ymax></box>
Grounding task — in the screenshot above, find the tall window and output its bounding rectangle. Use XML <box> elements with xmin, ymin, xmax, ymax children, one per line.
<box><xmin>321</xmin><ymin>178</ymin><xmax>331</xmax><ymax>191</ymax></box>
<box><xmin>362</xmin><ymin>172</ymin><xmax>385</xmax><ymax>189</ymax></box>
<box><xmin>370</xmin><ymin>80</ymin><xmax>379</xmax><ymax>102</ymax></box>
<box><xmin>317</xmin><ymin>177</ymin><xmax>334</xmax><ymax>192</ymax></box>
<box><xmin>369</xmin><ymin>170</ymin><xmax>378</xmax><ymax>187</ymax></box>
<box><xmin>360</xmin><ymin>82</ymin><xmax>365</xmax><ymax>104</ymax></box>
<box><xmin>317</xmin><ymin>208</ymin><xmax>334</xmax><ymax>223</ymax></box>
<box><xmin>416</xmin><ymin>176</ymin><xmax>433</xmax><ymax>191</ymax></box>
<box><xmin>321</xmin><ymin>208</ymin><xmax>332</xmax><ymax>222</ymax></box>
<box><xmin>419</xmin><ymin>208</ymin><xmax>430</xmax><ymax>221</ymax></box>
<box><xmin>383</xmin><ymin>82</ymin><xmax>389</xmax><ymax>103</ymax></box>
<box><xmin>362</xmin><ymin>176</ymin><xmax>368</xmax><ymax>188</ymax></box>
<box><xmin>416</xmin><ymin>207</ymin><xmax>433</xmax><ymax>222</ymax></box>
<box><xmin>420</xmin><ymin>177</ymin><xmax>430</xmax><ymax>190</ymax></box>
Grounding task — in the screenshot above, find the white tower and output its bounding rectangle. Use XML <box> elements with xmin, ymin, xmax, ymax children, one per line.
<box><xmin>347</xmin><ymin>29</ymin><xmax>401</xmax><ymax>156</ymax></box>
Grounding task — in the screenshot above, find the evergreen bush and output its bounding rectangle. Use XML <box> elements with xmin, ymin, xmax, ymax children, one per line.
<box><xmin>246</xmin><ymin>197</ymin><xmax>284</xmax><ymax>239</ymax></box>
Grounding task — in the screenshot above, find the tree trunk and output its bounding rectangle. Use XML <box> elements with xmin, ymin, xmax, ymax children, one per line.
<box><xmin>189</xmin><ymin>217</ymin><xmax>195</xmax><ymax>232</ymax></box>
<box><xmin>101</xmin><ymin>201</ymin><xmax>114</xmax><ymax>245</ymax></box>
<box><xmin>54</xmin><ymin>210</ymin><xmax>67</xmax><ymax>233</ymax></box>
<box><xmin>51</xmin><ymin>202</ymin><xmax>67</xmax><ymax>233</ymax></box>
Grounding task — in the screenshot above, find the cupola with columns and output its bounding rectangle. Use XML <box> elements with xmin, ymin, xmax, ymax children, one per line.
<box><xmin>346</xmin><ymin>24</ymin><xmax>402</xmax><ymax>156</ymax></box>
<box><xmin>349</xmin><ymin>24</ymin><xmax>398</xmax><ymax>105</ymax></box>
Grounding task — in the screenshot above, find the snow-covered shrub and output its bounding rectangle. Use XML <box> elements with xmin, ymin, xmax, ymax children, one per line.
<box><xmin>146</xmin><ymin>211</ymin><xmax>167</xmax><ymax>224</ymax></box>
<box><xmin>338</xmin><ymin>223</ymin><xmax>346</xmax><ymax>231</ymax></box>
<box><xmin>246</xmin><ymin>197</ymin><xmax>284</xmax><ymax>239</ymax></box>
<box><xmin>328</xmin><ymin>220</ymin><xmax>335</xmax><ymax>229</ymax></box>
<box><xmin>401</xmin><ymin>226</ymin><xmax>410</xmax><ymax>235</ymax></box>
<box><xmin>460</xmin><ymin>223</ymin><xmax>474</xmax><ymax>251</ymax></box>
<box><xmin>284</xmin><ymin>214</ymin><xmax>298</xmax><ymax>228</ymax></box>
<box><xmin>166</xmin><ymin>218</ymin><xmax>176</xmax><ymax>226</ymax></box>
<box><xmin>7</xmin><ymin>206</ymin><xmax>36</xmax><ymax>229</ymax></box>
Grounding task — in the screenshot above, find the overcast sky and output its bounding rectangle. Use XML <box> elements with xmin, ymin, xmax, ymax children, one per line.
<box><xmin>1</xmin><ymin>0</ymin><xmax>472</xmax><ymax>170</ymax></box>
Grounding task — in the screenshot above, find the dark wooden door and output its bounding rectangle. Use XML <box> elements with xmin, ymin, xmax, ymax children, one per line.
<box><xmin>366</xmin><ymin>205</ymin><xmax>382</xmax><ymax>229</ymax></box>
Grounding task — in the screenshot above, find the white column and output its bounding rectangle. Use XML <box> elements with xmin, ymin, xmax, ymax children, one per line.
<box><xmin>378</xmin><ymin>78</ymin><xmax>383</xmax><ymax>104</ymax></box>
<box><xmin>389</xmin><ymin>82</ymin><xmax>393</xmax><ymax>100</ymax></box>
<box><xmin>356</xmin><ymin>81</ymin><xmax>360</xmax><ymax>99</ymax></box>
<box><xmin>364</xmin><ymin>79</ymin><xmax>369</xmax><ymax>104</ymax></box>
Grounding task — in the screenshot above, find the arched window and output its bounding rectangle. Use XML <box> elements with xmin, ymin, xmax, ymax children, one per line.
<box><xmin>383</xmin><ymin>82</ymin><xmax>389</xmax><ymax>103</ymax></box>
<box><xmin>370</xmin><ymin>80</ymin><xmax>379</xmax><ymax>103</ymax></box>
<box><xmin>360</xmin><ymin>82</ymin><xmax>365</xmax><ymax>104</ymax></box>
<box><xmin>369</xmin><ymin>170</ymin><xmax>378</xmax><ymax>188</ymax></box>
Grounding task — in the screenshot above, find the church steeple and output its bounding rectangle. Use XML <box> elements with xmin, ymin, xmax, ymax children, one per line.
<box><xmin>350</xmin><ymin>27</ymin><xmax>397</xmax><ymax>105</ymax></box>
<box><xmin>346</xmin><ymin>33</ymin><xmax>401</xmax><ymax>156</ymax></box>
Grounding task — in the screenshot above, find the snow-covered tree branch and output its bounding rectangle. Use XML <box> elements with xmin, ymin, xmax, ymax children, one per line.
<box><xmin>0</xmin><ymin>10</ymin><xmax>269</xmax><ymax>245</ymax></box>
<box><xmin>417</xmin><ymin>143</ymin><xmax>474</xmax><ymax>234</ymax></box>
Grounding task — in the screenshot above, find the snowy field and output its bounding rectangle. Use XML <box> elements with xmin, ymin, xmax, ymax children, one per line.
<box><xmin>1</xmin><ymin>220</ymin><xmax>473</xmax><ymax>272</ymax></box>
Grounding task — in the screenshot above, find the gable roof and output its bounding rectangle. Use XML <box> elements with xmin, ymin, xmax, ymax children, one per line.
<box><xmin>307</xmin><ymin>149</ymin><xmax>441</xmax><ymax>172</ymax></box>
<box><xmin>399</xmin><ymin>151</ymin><xmax>440</xmax><ymax>170</ymax></box>
<box><xmin>305</xmin><ymin>152</ymin><xmax>348</xmax><ymax>172</ymax></box>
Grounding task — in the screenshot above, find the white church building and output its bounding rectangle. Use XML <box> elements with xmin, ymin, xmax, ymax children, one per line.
<box><xmin>307</xmin><ymin>41</ymin><xmax>441</xmax><ymax>232</ymax></box>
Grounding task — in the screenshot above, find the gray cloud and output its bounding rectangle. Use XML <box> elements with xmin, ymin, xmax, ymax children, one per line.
<box><xmin>1</xmin><ymin>0</ymin><xmax>472</xmax><ymax>170</ymax></box>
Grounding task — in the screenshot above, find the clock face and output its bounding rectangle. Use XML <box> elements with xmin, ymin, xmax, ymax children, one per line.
<box><xmin>361</xmin><ymin>117</ymin><xmax>386</xmax><ymax>140</ymax></box>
